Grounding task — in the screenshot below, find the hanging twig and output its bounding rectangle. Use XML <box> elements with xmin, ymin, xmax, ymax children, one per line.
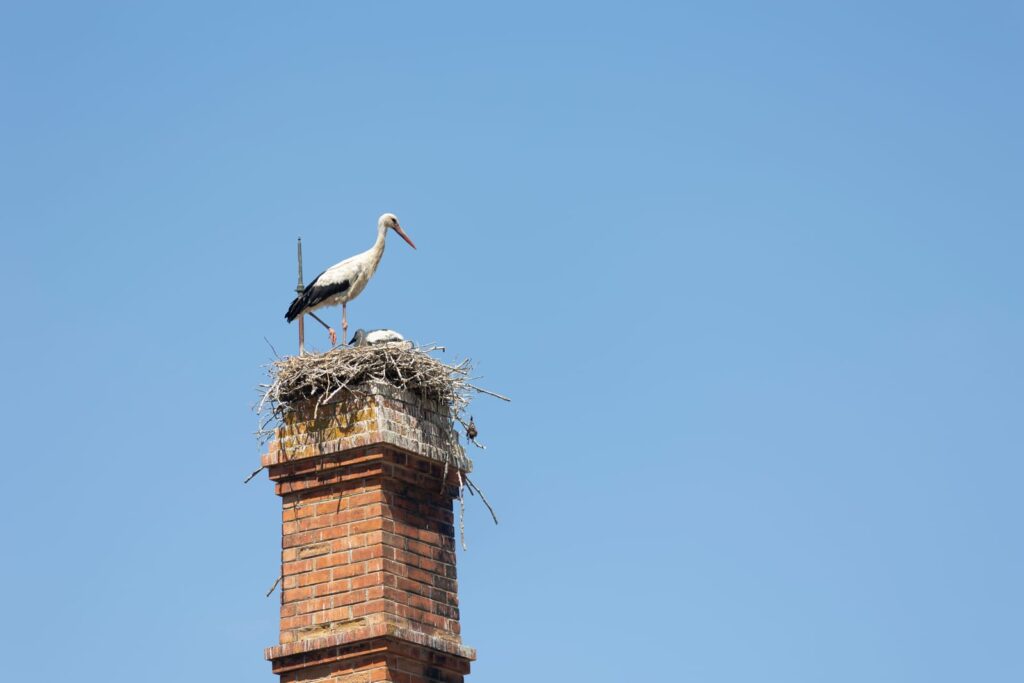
<box><xmin>456</xmin><ymin>469</ymin><xmax>467</xmax><ymax>551</ymax></box>
<box><xmin>465</xmin><ymin>475</ymin><xmax>499</xmax><ymax>525</ymax></box>
<box><xmin>243</xmin><ymin>464</ymin><xmax>266</xmax><ymax>484</ymax></box>
<box><xmin>265</xmin><ymin>574</ymin><xmax>283</xmax><ymax>597</ymax></box>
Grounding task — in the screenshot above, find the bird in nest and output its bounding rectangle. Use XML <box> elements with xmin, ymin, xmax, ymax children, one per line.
<box><xmin>349</xmin><ymin>328</ymin><xmax>411</xmax><ymax>349</ymax></box>
<box><xmin>466</xmin><ymin>416</ymin><xmax>478</xmax><ymax>442</ymax></box>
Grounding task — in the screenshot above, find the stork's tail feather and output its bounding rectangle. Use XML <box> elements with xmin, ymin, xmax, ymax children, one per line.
<box><xmin>285</xmin><ymin>295</ymin><xmax>306</xmax><ymax>323</ymax></box>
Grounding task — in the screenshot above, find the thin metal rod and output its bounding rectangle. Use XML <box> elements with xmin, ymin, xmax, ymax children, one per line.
<box><xmin>296</xmin><ymin>237</ymin><xmax>305</xmax><ymax>355</ymax></box>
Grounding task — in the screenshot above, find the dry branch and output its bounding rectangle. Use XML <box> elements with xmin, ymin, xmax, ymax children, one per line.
<box><xmin>465</xmin><ymin>475</ymin><xmax>499</xmax><ymax>525</ymax></box>
<box><xmin>243</xmin><ymin>464</ymin><xmax>265</xmax><ymax>484</ymax></box>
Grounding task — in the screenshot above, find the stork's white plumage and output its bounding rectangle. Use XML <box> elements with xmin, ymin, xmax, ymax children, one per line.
<box><xmin>285</xmin><ymin>213</ymin><xmax>416</xmax><ymax>345</ymax></box>
<box><xmin>349</xmin><ymin>328</ymin><xmax>407</xmax><ymax>347</ymax></box>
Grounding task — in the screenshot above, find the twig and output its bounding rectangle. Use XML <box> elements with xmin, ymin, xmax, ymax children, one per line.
<box><xmin>457</xmin><ymin>469</ymin><xmax>467</xmax><ymax>551</ymax></box>
<box><xmin>264</xmin><ymin>337</ymin><xmax>281</xmax><ymax>359</ymax></box>
<box><xmin>465</xmin><ymin>475</ymin><xmax>499</xmax><ymax>525</ymax></box>
<box><xmin>265</xmin><ymin>574</ymin><xmax>283</xmax><ymax>597</ymax></box>
<box><xmin>468</xmin><ymin>385</ymin><xmax>511</xmax><ymax>402</ymax></box>
<box><xmin>243</xmin><ymin>464</ymin><xmax>266</xmax><ymax>484</ymax></box>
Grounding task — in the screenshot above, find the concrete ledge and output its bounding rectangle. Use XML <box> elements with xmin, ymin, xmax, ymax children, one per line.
<box><xmin>266</xmin><ymin>621</ymin><xmax>476</xmax><ymax>672</ymax></box>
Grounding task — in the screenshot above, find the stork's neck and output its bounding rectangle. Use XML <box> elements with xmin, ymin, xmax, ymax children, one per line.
<box><xmin>368</xmin><ymin>223</ymin><xmax>388</xmax><ymax>269</ymax></box>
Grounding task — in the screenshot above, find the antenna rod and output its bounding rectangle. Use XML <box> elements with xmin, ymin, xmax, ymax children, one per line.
<box><xmin>296</xmin><ymin>237</ymin><xmax>305</xmax><ymax>355</ymax></box>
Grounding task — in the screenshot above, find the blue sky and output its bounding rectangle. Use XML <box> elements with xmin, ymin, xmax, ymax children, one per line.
<box><xmin>1</xmin><ymin>2</ymin><xmax>1021</xmax><ymax>681</ymax></box>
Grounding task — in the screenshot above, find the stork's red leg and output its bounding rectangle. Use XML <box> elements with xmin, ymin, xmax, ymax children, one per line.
<box><xmin>342</xmin><ymin>303</ymin><xmax>348</xmax><ymax>346</ymax></box>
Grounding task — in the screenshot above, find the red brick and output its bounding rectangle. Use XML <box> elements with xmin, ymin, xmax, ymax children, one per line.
<box><xmin>351</xmin><ymin>571</ymin><xmax>384</xmax><ymax>591</ymax></box>
<box><xmin>281</xmin><ymin>586</ymin><xmax>312</xmax><ymax>603</ymax></box>
<box><xmin>295</xmin><ymin>569</ymin><xmax>330</xmax><ymax>587</ymax></box>
<box><xmin>313</xmin><ymin>579</ymin><xmax>351</xmax><ymax>597</ymax></box>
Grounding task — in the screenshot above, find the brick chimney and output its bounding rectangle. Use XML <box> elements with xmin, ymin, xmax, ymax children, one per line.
<box><xmin>262</xmin><ymin>382</ymin><xmax>476</xmax><ymax>682</ymax></box>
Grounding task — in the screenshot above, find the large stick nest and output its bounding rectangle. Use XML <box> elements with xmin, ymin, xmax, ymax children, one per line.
<box><xmin>253</xmin><ymin>342</ymin><xmax>505</xmax><ymax>543</ymax></box>
<box><xmin>256</xmin><ymin>343</ymin><xmax>498</xmax><ymax>445</ymax></box>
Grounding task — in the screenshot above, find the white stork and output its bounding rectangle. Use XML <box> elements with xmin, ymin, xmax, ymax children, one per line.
<box><xmin>285</xmin><ymin>213</ymin><xmax>416</xmax><ymax>345</ymax></box>
<box><xmin>349</xmin><ymin>328</ymin><xmax>407</xmax><ymax>347</ymax></box>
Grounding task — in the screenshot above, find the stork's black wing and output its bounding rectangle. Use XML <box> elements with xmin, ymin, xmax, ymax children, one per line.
<box><xmin>284</xmin><ymin>271</ymin><xmax>351</xmax><ymax>322</ymax></box>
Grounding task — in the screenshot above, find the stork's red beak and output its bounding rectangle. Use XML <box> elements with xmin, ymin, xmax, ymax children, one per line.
<box><xmin>394</xmin><ymin>224</ymin><xmax>416</xmax><ymax>249</ymax></box>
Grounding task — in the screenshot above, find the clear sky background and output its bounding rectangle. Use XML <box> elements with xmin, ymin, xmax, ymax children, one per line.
<box><xmin>1</xmin><ymin>2</ymin><xmax>1021</xmax><ymax>681</ymax></box>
